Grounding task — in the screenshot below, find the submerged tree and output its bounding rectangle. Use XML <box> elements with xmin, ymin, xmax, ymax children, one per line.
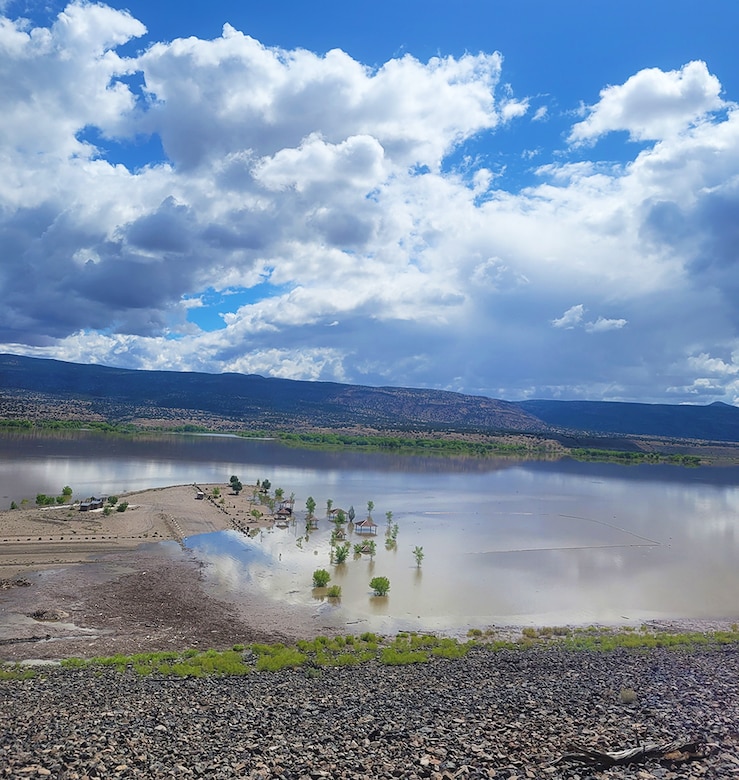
<box><xmin>369</xmin><ymin>576</ymin><xmax>390</xmax><ymax>596</ymax></box>
<box><xmin>413</xmin><ymin>546</ymin><xmax>424</xmax><ymax>567</ymax></box>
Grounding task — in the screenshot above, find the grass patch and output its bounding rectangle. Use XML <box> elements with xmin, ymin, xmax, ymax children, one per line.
<box><xmin>380</xmin><ymin>647</ymin><xmax>429</xmax><ymax>665</ymax></box>
<box><xmin>253</xmin><ymin>645</ymin><xmax>307</xmax><ymax>672</ymax></box>
<box><xmin>27</xmin><ymin>626</ymin><xmax>739</xmax><ymax>681</ymax></box>
<box><xmin>0</xmin><ymin>664</ymin><xmax>36</xmax><ymax>680</ymax></box>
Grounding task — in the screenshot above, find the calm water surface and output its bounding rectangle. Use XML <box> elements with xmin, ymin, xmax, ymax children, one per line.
<box><xmin>2</xmin><ymin>430</ymin><xmax>739</xmax><ymax>631</ymax></box>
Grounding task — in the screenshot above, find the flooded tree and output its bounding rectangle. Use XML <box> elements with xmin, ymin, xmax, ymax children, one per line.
<box><xmin>369</xmin><ymin>576</ymin><xmax>390</xmax><ymax>596</ymax></box>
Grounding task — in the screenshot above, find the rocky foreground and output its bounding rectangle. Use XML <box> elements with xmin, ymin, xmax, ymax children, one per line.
<box><xmin>2</xmin><ymin>645</ymin><xmax>739</xmax><ymax>779</ymax></box>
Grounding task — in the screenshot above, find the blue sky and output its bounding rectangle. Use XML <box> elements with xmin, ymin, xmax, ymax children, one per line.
<box><xmin>2</xmin><ymin>1</ymin><xmax>739</xmax><ymax>404</ymax></box>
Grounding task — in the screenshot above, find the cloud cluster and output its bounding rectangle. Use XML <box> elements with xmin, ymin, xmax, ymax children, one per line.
<box><xmin>2</xmin><ymin>2</ymin><xmax>739</xmax><ymax>405</ymax></box>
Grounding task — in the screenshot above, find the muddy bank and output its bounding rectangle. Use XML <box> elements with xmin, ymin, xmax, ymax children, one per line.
<box><xmin>0</xmin><ymin>484</ymin><xmax>322</xmax><ymax>661</ymax></box>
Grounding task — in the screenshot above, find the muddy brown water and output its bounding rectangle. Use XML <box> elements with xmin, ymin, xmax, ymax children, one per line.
<box><xmin>2</xmin><ymin>430</ymin><xmax>739</xmax><ymax>633</ymax></box>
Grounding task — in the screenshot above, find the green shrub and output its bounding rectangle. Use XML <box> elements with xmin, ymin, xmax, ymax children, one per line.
<box><xmin>333</xmin><ymin>543</ymin><xmax>350</xmax><ymax>564</ymax></box>
<box><xmin>380</xmin><ymin>647</ymin><xmax>428</xmax><ymax>665</ymax></box>
<box><xmin>326</xmin><ymin>585</ymin><xmax>342</xmax><ymax>598</ymax></box>
<box><xmin>255</xmin><ymin>647</ymin><xmax>307</xmax><ymax>672</ymax></box>
<box><xmin>312</xmin><ymin>569</ymin><xmax>331</xmax><ymax>588</ymax></box>
<box><xmin>431</xmin><ymin>639</ymin><xmax>470</xmax><ymax>659</ymax></box>
<box><xmin>369</xmin><ymin>576</ymin><xmax>390</xmax><ymax>596</ymax></box>
<box><xmin>116</xmin><ymin>501</ymin><xmax>128</xmax><ymax>512</ymax></box>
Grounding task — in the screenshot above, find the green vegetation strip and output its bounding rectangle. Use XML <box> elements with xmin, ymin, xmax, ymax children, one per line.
<box><xmin>2</xmin><ymin>627</ymin><xmax>739</xmax><ymax>681</ymax></box>
<box><xmin>0</xmin><ymin>418</ymin><xmax>708</xmax><ymax>464</ymax></box>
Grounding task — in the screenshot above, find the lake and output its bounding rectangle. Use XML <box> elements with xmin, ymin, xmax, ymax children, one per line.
<box><xmin>2</xmin><ymin>430</ymin><xmax>739</xmax><ymax>632</ymax></box>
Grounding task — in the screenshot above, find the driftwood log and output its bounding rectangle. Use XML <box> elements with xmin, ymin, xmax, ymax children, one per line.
<box><xmin>556</xmin><ymin>738</ymin><xmax>708</xmax><ymax>767</ymax></box>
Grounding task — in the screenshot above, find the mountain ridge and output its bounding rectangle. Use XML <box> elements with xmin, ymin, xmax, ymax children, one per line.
<box><xmin>1</xmin><ymin>353</ymin><xmax>739</xmax><ymax>444</ymax></box>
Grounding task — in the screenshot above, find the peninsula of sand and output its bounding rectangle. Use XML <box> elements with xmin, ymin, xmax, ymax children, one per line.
<box><xmin>0</xmin><ymin>483</ymin><xmax>326</xmax><ymax>661</ymax></box>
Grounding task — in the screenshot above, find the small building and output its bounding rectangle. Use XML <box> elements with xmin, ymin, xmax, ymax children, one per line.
<box><xmin>275</xmin><ymin>507</ymin><xmax>291</xmax><ymax>523</ymax></box>
<box><xmin>79</xmin><ymin>497</ymin><xmax>105</xmax><ymax>512</ymax></box>
<box><xmin>355</xmin><ymin>517</ymin><xmax>378</xmax><ymax>535</ymax></box>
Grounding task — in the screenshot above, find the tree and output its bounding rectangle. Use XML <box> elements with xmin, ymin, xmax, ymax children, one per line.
<box><xmin>116</xmin><ymin>501</ymin><xmax>129</xmax><ymax>512</ymax></box>
<box><xmin>385</xmin><ymin>510</ymin><xmax>393</xmax><ymax>525</ymax></box>
<box><xmin>262</xmin><ymin>479</ymin><xmax>271</xmax><ymax>492</ymax></box>
<box><xmin>348</xmin><ymin>505</ymin><xmax>356</xmax><ymax>522</ymax></box>
<box><xmin>367</xmin><ymin>540</ymin><xmax>377</xmax><ymax>560</ymax></box>
<box><xmin>413</xmin><ymin>546</ymin><xmax>424</xmax><ymax>567</ymax></box>
<box><xmin>229</xmin><ymin>475</ymin><xmax>243</xmax><ymax>494</ymax></box>
<box><xmin>367</xmin><ymin>500</ymin><xmax>374</xmax><ymax>517</ymax></box>
<box><xmin>312</xmin><ymin>568</ymin><xmax>331</xmax><ymax>588</ymax></box>
<box><xmin>275</xmin><ymin>487</ymin><xmax>284</xmax><ymax>501</ymax></box>
<box><xmin>369</xmin><ymin>576</ymin><xmax>390</xmax><ymax>596</ymax></box>
<box><xmin>326</xmin><ymin>498</ymin><xmax>333</xmax><ymax>516</ymax></box>
<box><xmin>333</xmin><ymin>542</ymin><xmax>350</xmax><ymax>564</ymax></box>
<box><xmin>306</xmin><ymin>496</ymin><xmax>316</xmax><ymax>516</ymax></box>
<box><xmin>62</xmin><ymin>486</ymin><xmax>73</xmax><ymax>497</ymax></box>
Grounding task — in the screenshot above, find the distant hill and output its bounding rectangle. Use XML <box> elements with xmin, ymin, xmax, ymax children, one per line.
<box><xmin>0</xmin><ymin>354</ymin><xmax>543</xmax><ymax>433</ymax></box>
<box><xmin>518</xmin><ymin>399</ymin><xmax>739</xmax><ymax>443</ymax></box>
<box><xmin>1</xmin><ymin>353</ymin><xmax>738</xmax><ymax>443</ymax></box>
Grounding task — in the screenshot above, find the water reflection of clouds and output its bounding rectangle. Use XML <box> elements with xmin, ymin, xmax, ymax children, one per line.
<box><xmin>6</xmin><ymin>433</ymin><xmax>739</xmax><ymax>628</ymax></box>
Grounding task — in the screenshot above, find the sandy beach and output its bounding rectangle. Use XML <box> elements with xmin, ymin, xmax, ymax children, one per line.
<box><xmin>0</xmin><ymin>483</ymin><xmax>327</xmax><ymax>661</ymax></box>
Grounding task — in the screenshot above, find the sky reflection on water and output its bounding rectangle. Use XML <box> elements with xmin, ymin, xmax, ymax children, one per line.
<box><xmin>4</xmin><ymin>431</ymin><xmax>739</xmax><ymax>630</ymax></box>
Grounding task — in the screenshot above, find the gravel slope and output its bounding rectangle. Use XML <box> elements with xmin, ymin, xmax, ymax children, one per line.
<box><xmin>2</xmin><ymin>645</ymin><xmax>739</xmax><ymax>779</ymax></box>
